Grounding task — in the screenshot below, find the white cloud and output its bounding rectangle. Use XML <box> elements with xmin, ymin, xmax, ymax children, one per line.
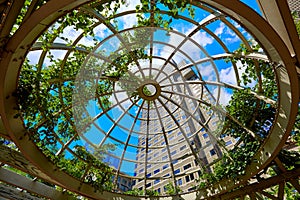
<box><xmin>213</xmin><ymin>21</ymin><xmax>242</xmax><ymax>44</ymax></box>
<box><xmin>191</xmin><ymin>30</ymin><xmax>214</xmax><ymax>47</ymax></box>
<box><xmin>224</xmin><ymin>28</ymin><xmax>240</xmax><ymax>44</ymax></box>
<box><xmin>121</xmin><ymin>13</ymin><xmax>138</xmax><ymax>29</ymax></box>
<box><xmin>219</xmin><ymin>66</ymin><xmax>237</xmax><ymax>85</ymax></box>
<box><xmin>197</xmin><ymin>64</ymin><xmax>216</xmax><ymax>81</ymax></box>
<box><xmin>77</xmin><ymin>35</ymin><xmax>97</xmax><ymax>47</ymax></box>
<box><xmin>94</xmin><ymin>24</ymin><xmax>112</xmax><ymax>39</ymax></box>
<box><xmin>214</xmin><ymin>22</ymin><xmax>225</xmax><ymax>36</ymax></box>
<box><xmin>155</xmin><ymin>27</ymin><xmax>214</xmax><ymax>65</ymax></box>
<box><xmin>117</xmin><ymin>0</ymin><xmax>141</xmax><ymax>29</ymax></box>
<box><xmin>213</xmin><ymin>87</ymin><xmax>232</xmax><ymax>106</ymax></box>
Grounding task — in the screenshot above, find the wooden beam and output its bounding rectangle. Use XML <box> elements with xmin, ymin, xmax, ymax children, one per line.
<box><xmin>289</xmin><ymin>179</ymin><xmax>300</xmax><ymax>193</ymax></box>
<box><xmin>0</xmin><ymin>183</ymin><xmax>42</xmax><ymax>200</ymax></box>
<box><xmin>0</xmin><ymin>144</ymin><xmax>61</xmax><ymax>186</ymax></box>
<box><xmin>278</xmin><ymin>182</ymin><xmax>285</xmax><ymax>199</ymax></box>
<box><xmin>274</xmin><ymin>157</ymin><xmax>300</xmax><ymax>193</ymax></box>
<box><xmin>260</xmin><ymin>190</ymin><xmax>277</xmax><ymax>200</ymax></box>
<box><xmin>0</xmin><ymin>0</ymin><xmax>26</xmax><ymax>48</ymax></box>
<box><xmin>213</xmin><ymin>167</ymin><xmax>300</xmax><ymax>199</ymax></box>
<box><xmin>0</xmin><ymin>118</ymin><xmax>10</xmax><ymax>139</ymax></box>
<box><xmin>256</xmin><ymin>0</ymin><xmax>300</xmax><ymax>60</ymax></box>
<box><xmin>0</xmin><ymin>167</ymin><xmax>75</xmax><ymax>200</ymax></box>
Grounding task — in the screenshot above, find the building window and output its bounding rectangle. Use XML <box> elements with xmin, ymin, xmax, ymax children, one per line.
<box><xmin>198</xmin><ymin>171</ymin><xmax>201</xmax><ymax>177</ymax></box>
<box><xmin>146</xmin><ymin>173</ymin><xmax>151</xmax><ymax>178</ymax></box>
<box><xmin>171</xmin><ymin>150</ymin><xmax>176</xmax><ymax>155</ymax></box>
<box><xmin>185</xmin><ymin>174</ymin><xmax>194</xmax><ymax>182</ymax></box>
<box><xmin>183</xmin><ymin>163</ymin><xmax>191</xmax><ymax>170</ymax></box>
<box><xmin>162</xmin><ymin>155</ymin><xmax>168</xmax><ymax>160</ymax></box>
<box><xmin>164</xmin><ymin>186</ymin><xmax>167</xmax><ymax>192</ymax></box>
<box><xmin>177</xmin><ymin>179</ymin><xmax>182</xmax><ymax>185</ymax></box>
<box><xmin>163</xmin><ymin>164</ymin><xmax>169</xmax><ymax>170</ymax></box>
<box><xmin>154</xmin><ymin>179</ymin><xmax>160</xmax><ymax>184</ymax></box>
<box><xmin>177</xmin><ymin>132</ymin><xmax>182</xmax><ymax>136</ymax></box>
<box><xmin>225</xmin><ymin>140</ymin><xmax>232</xmax><ymax>146</ymax></box>
<box><xmin>180</xmin><ymin>145</ymin><xmax>186</xmax><ymax>151</ymax></box>
<box><xmin>174</xmin><ymin>169</ymin><xmax>180</xmax><ymax>175</ymax></box>
<box><xmin>172</xmin><ymin>160</ymin><xmax>178</xmax><ymax>165</ymax></box>
<box><xmin>139</xmin><ymin>168</ymin><xmax>144</xmax><ymax>173</ymax></box>
<box><xmin>210</xmin><ymin>149</ymin><xmax>216</xmax><ymax>156</ymax></box>
<box><xmin>157</xmin><ymin>188</ymin><xmax>161</xmax><ymax>193</ymax></box>
<box><xmin>203</xmin><ymin>133</ymin><xmax>208</xmax><ymax>139</ymax></box>
<box><xmin>147</xmin><ymin>164</ymin><xmax>151</xmax><ymax>169</ymax></box>
<box><xmin>146</xmin><ymin>183</ymin><xmax>151</xmax><ymax>188</ymax></box>
<box><xmin>185</xmin><ymin>175</ymin><xmax>190</xmax><ymax>182</ymax></box>
<box><xmin>154</xmin><ymin>169</ymin><xmax>160</xmax><ymax>174</ymax></box>
<box><xmin>190</xmin><ymin>173</ymin><xmax>194</xmax><ymax>180</ymax></box>
<box><xmin>163</xmin><ymin>173</ymin><xmax>170</xmax><ymax>177</ymax></box>
<box><xmin>194</xmin><ymin>159</ymin><xmax>198</xmax><ymax>166</ymax></box>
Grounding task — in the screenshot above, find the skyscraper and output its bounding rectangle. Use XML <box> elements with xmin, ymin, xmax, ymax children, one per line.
<box><xmin>133</xmin><ymin>60</ymin><xmax>235</xmax><ymax>193</ymax></box>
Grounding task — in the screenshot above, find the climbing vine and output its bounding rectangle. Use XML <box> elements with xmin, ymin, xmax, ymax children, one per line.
<box><xmin>199</xmin><ymin>42</ymin><xmax>278</xmax><ymax>187</ymax></box>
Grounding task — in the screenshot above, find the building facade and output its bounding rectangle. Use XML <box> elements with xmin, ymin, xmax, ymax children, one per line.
<box><xmin>133</xmin><ymin>61</ymin><xmax>235</xmax><ymax>194</ymax></box>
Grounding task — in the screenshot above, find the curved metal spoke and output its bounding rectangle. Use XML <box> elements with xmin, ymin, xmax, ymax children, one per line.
<box><xmin>153</xmin><ymin>100</ymin><xmax>178</xmax><ymax>195</ymax></box>
<box><xmin>156</xmin><ymin>96</ymin><xmax>206</xmax><ymax>172</ymax></box>
<box><xmin>113</xmin><ymin>99</ymin><xmax>146</xmax><ymax>184</ymax></box>
<box><xmin>160</xmin><ymin>89</ymin><xmax>263</xmax><ymax>141</ymax></box>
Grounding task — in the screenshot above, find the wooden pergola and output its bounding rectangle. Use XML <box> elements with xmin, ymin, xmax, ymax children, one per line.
<box><xmin>0</xmin><ymin>0</ymin><xmax>299</xmax><ymax>199</ymax></box>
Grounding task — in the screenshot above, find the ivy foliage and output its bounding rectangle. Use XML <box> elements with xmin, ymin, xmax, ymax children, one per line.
<box><xmin>124</xmin><ymin>182</ymin><xmax>180</xmax><ymax>196</ymax></box>
<box><xmin>135</xmin><ymin>0</ymin><xmax>195</xmax><ymax>28</ymax></box>
<box><xmin>14</xmin><ymin>0</ymin><xmax>196</xmax><ymax>194</ymax></box>
<box><xmin>199</xmin><ymin>42</ymin><xmax>278</xmax><ymax>187</ymax></box>
<box><xmin>124</xmin><ymin>188</ymin><xmax>159</xmax><ymax>196</ymax></box>
<box><xmin>164</xmin><ymin>182</ymin><xmax>182</xmax><ymax>195</ymax></box>
<box><xmin>292</xmin><ymin>11</ymin><xmax>300</xmax><ymax>36</ymax></box>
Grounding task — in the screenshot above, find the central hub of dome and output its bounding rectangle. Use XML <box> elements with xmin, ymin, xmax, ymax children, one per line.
<box><xmin>138</xmin><ymin>81</ymin><xmax>161</xmax><ymax>101</ymax></box>
<box><xmin>143</xmin><ymin>83</ymin><xmax>157</xmax><ymax>97</ymax></box>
